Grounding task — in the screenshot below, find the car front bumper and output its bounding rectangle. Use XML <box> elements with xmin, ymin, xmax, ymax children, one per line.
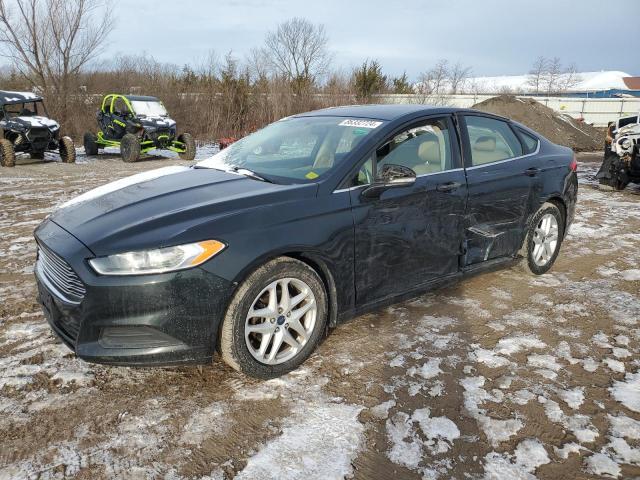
<box><xmin>34</xmin><ymin>219</ymin><xmax>234</xmax><ymax>366</ymax></box>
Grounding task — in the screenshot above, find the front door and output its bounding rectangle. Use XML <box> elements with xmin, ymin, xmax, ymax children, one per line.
<box><xmin>349</xmin><ymin>116</ymin><xmax>467</xmax><ymax>306</ymax></box>
<box><xmin>460</xmin><ymin>114</ymin><xmax>537</xmax><ymax>263</ymax></box>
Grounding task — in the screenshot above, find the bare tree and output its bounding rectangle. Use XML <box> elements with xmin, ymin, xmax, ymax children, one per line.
<box><xmin>421</xmin><ymin>59</ymin><xmax>449</xmax><ymax>95</ymax></box>
<box><xmin>0</xmin><ymin>0</ymin><xmax>113</xmax><ymax>116</ymax></box>
<box><xmin>559</xmin><ymin>63</ymin><xmax>582</xmax><ymax>93</ymax></box>
<box><xmin>263</xmin><ymin>17</ymin><xmax>331</xmax><ymax>93</ymax></box>
<box><xmin>527</xmin><ymin>56</ymin><xmax>548</xmax><ymax>93</ymax></box>
<box><xmin>542</xmin><ymin>57</ymin><xmax>563</xmax><ymax>94</ymax></box>
<box><xmin>447</xmin><ymin>62</ymin><xmax>472</xmax><ymax>94</ymax></box>
<box><xmin>415</xmin><ymin>59</ymin><xmax>450</xmax><ymax>105</ymax></box>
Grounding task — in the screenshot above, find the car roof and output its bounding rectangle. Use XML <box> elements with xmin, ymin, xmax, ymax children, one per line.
<box><xmin>0</xmin><ymin>90</ymin><xmax>43</xmax><ymax>105</ymax></box>
<box><xmin>122</xmin><ymin>95</ymin><xmax>160</xmax><ymax>102</ymax></box>
<box><xmin>294</xmin><ymin>104</ymin><xmax>464</xmax><ymax>121</ymax></box>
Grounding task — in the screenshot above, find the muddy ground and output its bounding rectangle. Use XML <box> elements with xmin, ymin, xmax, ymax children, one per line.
<box><xmin>0</xmin><ymin>150</ymin><xmax>639</xmax><ymax>480</ymax></box>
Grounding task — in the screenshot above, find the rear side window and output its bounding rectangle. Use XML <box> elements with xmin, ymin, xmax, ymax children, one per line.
<box><xmin>465</xmin><ymin>116</ymin><xmax>523</xmax><ymax>166</ymax></box>
<box><xmin>518</xmin><ymin>129</ymin><xmax>539</xmax><ymax>154</ymax></box>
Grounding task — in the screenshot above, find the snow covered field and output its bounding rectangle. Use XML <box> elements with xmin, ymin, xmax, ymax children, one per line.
<box><xmin>0</xmin><ymin>151</ymin><xmax>639</xmax><ymax>479</ymax></box>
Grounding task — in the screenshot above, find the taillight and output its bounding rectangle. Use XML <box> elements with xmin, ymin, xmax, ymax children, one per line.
<box><xmin>569</xmin><ymin>154</ymin><xmax>578</xmax><ymax>172</ymax></box>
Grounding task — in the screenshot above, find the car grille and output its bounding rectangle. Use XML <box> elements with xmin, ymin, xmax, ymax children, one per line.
<box><xmin>36</xmin><ymin>244</ymin><xmax>86</xmax><ymax>304</ymax></box>
<box><xmin>149</xmin><ymin>128</ymin><xmax>172</xmax><ymax>145</ymax></box>
<box><xmin>26</xmin><ymin>127</ymin><xmax>52</xmax><ymax>149</ymax></box>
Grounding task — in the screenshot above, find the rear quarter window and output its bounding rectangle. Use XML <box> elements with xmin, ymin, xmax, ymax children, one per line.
<box><xmin>517</xmin><ymin>129</ymin><xmax>540</xmax><ymax>154</ymax></box>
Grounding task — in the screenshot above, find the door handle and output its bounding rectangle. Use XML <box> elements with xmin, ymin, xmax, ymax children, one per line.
<box><xmin>524</xmin><ymin>167</ymin><xmax>539</xmax><ymax>177</ymax></box>
<box><xmin>436</xmin><ymin>181</ymin><xmax>461</xmax><ymax>192</ymax></box>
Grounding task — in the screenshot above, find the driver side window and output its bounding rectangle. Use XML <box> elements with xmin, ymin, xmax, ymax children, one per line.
<box><xmin>353</xmin><ymin>117</ymin><xmax>453</xmax><ymax>186</ymax></box>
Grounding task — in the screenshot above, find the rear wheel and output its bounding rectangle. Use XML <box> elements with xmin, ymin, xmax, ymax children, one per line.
<box><xmin>59</xmin><ymin>136</ymin><xmax>76</xmax><ymax>163</ymax></box>
<box><xmin>0</xmin><ymin>139</ymin><xmax>15</xmax><ymax>167</ymax></box>
<box><xmin>83</xmin><ymin>132</ymin><xmax>99</xmax><ymax>156</ymax></box>
<box><xmin>219</xmin><ymin>257</ymin><xmax>328</xmax><ymax>378</ymax></box>
<box><xmin>520</xmin><ymin>202</ymin><xmax>564</xmax><ymax>275</ymax></box>
<box><xmin>177</xmin><ymin>133</ymin><xmax>196</xmax><ymax>161</ymax></box>
<box><xmin>120</xmin><ymin>134</ymin><xmax>140</xmax><ymax>163</ymax></box>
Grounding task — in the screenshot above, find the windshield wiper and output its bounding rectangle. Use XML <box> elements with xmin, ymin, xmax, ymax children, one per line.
<box><xmin>230</xmin><ymin>166</ymin><xmax>272</xmax><ymax>183</ymax></box>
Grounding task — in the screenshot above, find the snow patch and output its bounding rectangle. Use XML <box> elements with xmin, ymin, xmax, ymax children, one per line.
<box><xmin>620</xmin><ymin>269</ymin><xmax>640</xmax><ymax>281</ymax></box>
<box><xmin>236</xmin><ymin>401</ymin><xmax>364</xmax><ymax>480</ymax></box>
<box><xmin>483</xmin><ymin>439</ymin><xmax>550</xmax><ymax>480</ymax></box>
<box><xmin>370</xmin><ymin>400</ymin><xmax>396</xmax><ymax>420</ymax></box>
<box><xmin>610</xmin><ymin>371</ymin><xmax>640</xmax><ymax>412</ymax></box>
<box><xmin>461</xmin><ymin>376</ymin><xmax>523</xmax><ymax>447</ymax></box>
<box><xmin>584</xmin><ymin>452</ymin><xmax>621</xmax><ymax>478</ymax></box>
<box><xmin>412</xmin><ymin>408</ymin><xmax>460</xmax><ymax>454</ymax></box>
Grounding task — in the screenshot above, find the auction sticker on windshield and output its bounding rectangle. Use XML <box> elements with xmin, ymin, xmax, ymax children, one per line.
<box><xmin>338</xmin><ymin>119</ymin><xmax>383</xmax><ymax>128</ymax></box>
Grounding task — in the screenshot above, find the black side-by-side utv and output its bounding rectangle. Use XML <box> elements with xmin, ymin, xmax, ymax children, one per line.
<box><xmin>83</xmin><ymin>94</ymin><xmax>196</xmax><ymax>162</ymax></box>
<box><xmin>0</xmin><ymin>91</ymin><xmax>75</xmax><ymax>167</ymax></box>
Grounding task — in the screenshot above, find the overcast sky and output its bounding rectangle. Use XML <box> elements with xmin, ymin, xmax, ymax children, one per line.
<box><xmin>28</xmin><ymin>0</ymin><xmax>640</xmax><ymax>79</ymax></box>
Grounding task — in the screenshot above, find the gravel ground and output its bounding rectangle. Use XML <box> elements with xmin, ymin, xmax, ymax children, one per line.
<box><xmin>0</xmin><ymin>150</ymin><xmax>639</xmax><ymax>480</ymax></box>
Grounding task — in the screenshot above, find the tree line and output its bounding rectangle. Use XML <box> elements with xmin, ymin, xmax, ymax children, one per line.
<box><xmin>0</xmin><ymin>0</ymin><xmax>581</xmax><ymax>141</ymax></box>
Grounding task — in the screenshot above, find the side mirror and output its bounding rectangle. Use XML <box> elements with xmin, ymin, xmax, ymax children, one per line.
<box><xmin>362</xmin><ymin>163</ymin><xmax>416</xmax><ymax>198</ymax></box>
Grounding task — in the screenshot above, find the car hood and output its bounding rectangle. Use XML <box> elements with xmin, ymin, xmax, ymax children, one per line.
<box><xmin>1</xmin><ymin>115</ymin><xmax>58</xmax><ymax>130</ymax></box>
<box><xmin>138</xmin><ymin>116</ymin><xmax>176</xmax><ymax>129</ymax></box>
<box><xmin>618</xmin><ymin>123</ymin><xmax>640</xmax><ymax>136</ymax></box>
<box><xmin>49</xmin><ymin>166</ymin><xmax>316</xmax><ymax>256</ymax></box>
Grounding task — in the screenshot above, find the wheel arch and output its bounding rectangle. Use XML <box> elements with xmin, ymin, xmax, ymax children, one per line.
<box><xmin>544</xmin><ymin>196</ymin><xmax>567</xmax><ymax>236</ymax></box>
<box><xmin>229</xmin><ymin>249</ymin><xmax>340</xmax><ymax>329</ymax></box>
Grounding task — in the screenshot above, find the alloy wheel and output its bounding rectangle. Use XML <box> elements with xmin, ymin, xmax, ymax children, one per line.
<box><xmin>532</xmin><ymin>213</ymin><xmax>559</xmax><ymax>267</ymax></box>
<box><xmin>244</xmin><ymin>278</ymin><xmax>317</xmax><ymax>365</ymax></box>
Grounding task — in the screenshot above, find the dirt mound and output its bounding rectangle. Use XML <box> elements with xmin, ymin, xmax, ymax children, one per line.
<box><xmin>472</xmin><ymin>95</ymin><xmax>603</xmax><ymax>152</ymax></box>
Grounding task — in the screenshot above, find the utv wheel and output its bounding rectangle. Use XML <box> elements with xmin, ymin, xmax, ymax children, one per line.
<box><xmin>120</xmin><ymin>134</ymin><xmax>140</xmax><ymax>163</ymax></box>
<box><xmin>0</xmin><ymin>139</ymin><xmax>15</xmax><ymax>167</ymax></box>
<box><xmin>612</xmin><ymin>178</ymin><xmax>629</xmax><ymax>191</ymax></box>
<box><xmin>83</xmin><ymin>132</ymin><xmax>99</xmax><ymax>156</ymax></box>
<box><xmin>520</xmin><ymin>202</ymin><xmax>564</xmax><ymax>275</ymax></box>
<box><xmin>177</xmin><ymin>133</ymin><xmax>196</xmax><ymax>161</ymax></box>
<box><xmin>59</xmin><ymin>136</ymin><xmax>76</xmax><ymax>164</ymax></box>
<box><xmin>219</xmin><ymin>257</ymin><xmax>328</xmax><ymax>378</ymax></box>
<box><xmin>31</xmin><ymin>152</ymin><xmax>45</xmax><ymax>160</ymax></box>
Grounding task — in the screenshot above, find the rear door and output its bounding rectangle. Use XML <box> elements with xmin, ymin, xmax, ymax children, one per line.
<box><xmin>459</xmin><ymin>114</ymin><xmax>540</xmax><ymax>264</ymax></box>
<box><xmin>348</xmin><ymin>115</ymin><xmax>467</xmax><ymax>306</ymax></box>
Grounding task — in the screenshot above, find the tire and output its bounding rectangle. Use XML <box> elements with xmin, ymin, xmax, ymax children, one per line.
<box><xmin>219</xmin><ymin>257</ymin><xmax>328</xmax><ymax>378</ymax></box>
<box><xmin>613</xmin><ymin>177</ymin><xmax>629</xmax><ymax>191</ymax></box>
<box><xmin>0</xmin><ymin>139</ymin><xmax>15</xmax><ymax>167</ymax></box>
<box><xmin>177</xmin><ymin>132</ymin><xmax>196</xmax><ymax>161</ymax></box>
<box><xmin>59</xmin><ymin>136</ymin><xmax>76</xmax><ymax>164</ymax></box>
<box><xmin>83</xmin><ymin>132</ymin><xmax>99</xmax><ymax>156</ymax></box>
<box><xmin>520</xmin><ymin>202</ymin><xmax>564</xmax><ymax>275</ymax></box>
<box><xmin>120</xmin><ymin>133</ymin><xmax>140</xmax><ymax>163</ymax></box>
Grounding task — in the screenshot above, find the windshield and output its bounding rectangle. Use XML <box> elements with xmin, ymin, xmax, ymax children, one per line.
<box><xmin>130</xmin><ymin>100</ymin><xmax>168</xmax><ymax>117</ymax></box>
<box><xmin>3</xmin><ymin>101</ymin><xmax>43</xmax><ymax>117</ymax></box>
<box><xmin>197</xmin><ymin>116</ymin><xmax>384</xmax><ymax>182</ymax></box>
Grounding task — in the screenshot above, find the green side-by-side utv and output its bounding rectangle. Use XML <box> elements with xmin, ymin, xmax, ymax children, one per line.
<box><xmin>84</xmin><ymin>94</ymin><xmax>196</xmax><ymax>162</ymax></box>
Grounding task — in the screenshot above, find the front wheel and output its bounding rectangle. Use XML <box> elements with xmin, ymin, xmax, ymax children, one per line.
<box><xmin>520</xmin><ymin>202</ymin><xmax>564</xmax><ymax>275</ymax></box>
<box><xmin>120</xmin><ymin>134</ymin><xmax>140</xmax><ymax>163</ymax></box>
<box><xmin>219</xmin><ymin>257</ymin><xmax>328</xmax><ymax>378</ymax></box>
<box><xmin>0</xmin><ymin>139</ymin><xmax>16</xmax><ymax>167</ymax></box>
<box><xmin>177</xmin><ymin>133</ymin><xmax>196</xmax><ymax>161</ymax></box>
<box><xmin>83</xmin><ymin>132</ymin><xmax>99</xmax><ymax>156</ymax></box>
<box><xmin>59</xmin><ymin>136</ymin><xmax>76</xmax><ymax>163</ymax></box>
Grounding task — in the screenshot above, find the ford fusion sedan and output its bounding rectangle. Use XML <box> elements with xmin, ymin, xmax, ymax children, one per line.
<box><xmin>34</xmin><ymin>105</ymin><xmax>578</xmax><ymax>378</ymax></box>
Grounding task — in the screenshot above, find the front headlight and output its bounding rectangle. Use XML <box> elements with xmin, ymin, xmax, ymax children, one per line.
<box><xmin>89</xmin><ymin>240</ymin><xmax>226</xmax><ymax>275</ymax></box>
<box><xmin>620</xmin><ymin>137</ymin><xmax>632</xmax><ymax>149</ymax></box>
